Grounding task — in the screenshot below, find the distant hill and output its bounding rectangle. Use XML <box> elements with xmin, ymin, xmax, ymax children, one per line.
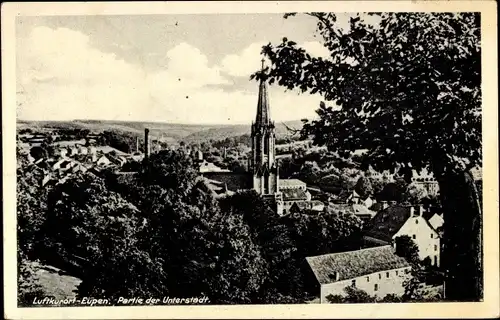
<box><xmin>16</xmin><ymin>119</ymin><xmax>306</xmax><ymax>144</ymax></box>
<box><xmin>183</xmin><ymin>120</ymin><xmax>304</xmax><ymax>143</ymax></box>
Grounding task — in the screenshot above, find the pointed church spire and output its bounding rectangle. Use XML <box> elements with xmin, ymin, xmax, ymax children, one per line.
<box><xmin>255</xmin><ymin>59</ymin><xmax>270</xmax><ymax>126</ymax></box>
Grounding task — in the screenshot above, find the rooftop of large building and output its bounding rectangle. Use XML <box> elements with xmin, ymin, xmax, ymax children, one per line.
<box><xmin>363</xmin><ymin>205</ymin><xmax>437</xmax><ymax>242</ymax></box>
<box><xmin>279</xmin><ymin>179</ymin><xmax>307</xmax><ymax>188</ymax></box>
<box><xmin>306</xmin><ymin>245</ymin><xmax>411</xmax><ymax>285</ymax></box>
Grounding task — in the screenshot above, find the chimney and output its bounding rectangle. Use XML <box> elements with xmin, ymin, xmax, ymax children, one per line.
<box><xmin>411</xmin><ymin>206</ymin><xmax>423</xmax><ymax>217</ymax></box>
<box><xmin>144</xmin><ymin>128</ymin><xmax>150</xmax><ymax>160</ymax></box>
<box><xmin>334</xmin><ymin>271</ymin><xmax>340</xmax><ymax>281</ymax></box>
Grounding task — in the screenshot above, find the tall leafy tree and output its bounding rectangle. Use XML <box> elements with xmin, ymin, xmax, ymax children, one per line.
<box><xmin>354</xmin><ymin>176</ymin><xmax>373</xmax><ymax>198</ymax></box>
<box><xmin>99</xmin><ymin>150</ymin><xmax>268</xmax><ymax>304</ymax></box>
<box><xmin>254</xmin><ymin>12</ymin><xmax>481</xmax><ymax>301</ymax></box>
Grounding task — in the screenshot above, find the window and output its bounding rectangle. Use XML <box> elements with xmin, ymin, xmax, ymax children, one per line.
<box><xmin>386</xmin><ymin>272</ymin><xmax>390</xmax><ymax>278</ymax></box>
<box><xmin>412</xmin><ymin>234</ymin><xmax>416</xmax><ymax>239</ymax></box>
<box><xmin>351</xmin><ymin>280</ymin><xmax>356</xmax><ymax>287</ymax></box>
<box><xmin>415</xmin><ymin>219</ymin><xmax>419</xmax><ymax>224</ymax></box>
<box><xmin>395</xmin><ymin>270</ymin><xmax>399</xmax><ymax>276</ymax></box>
<box><xmin>366</xmin><ymin>276</ymin><xmax>370</xmax><ymax>282</ymax></box>
<box><xmin>434</xmin><ymin>245</ymin><xmax>438</xmax><ymax>251</ymax></box>
<box><xmin>431</xmin><ymin>233</ymin><xmax>434</xmax><ymax>239</ymax></box>
<box><xmin>378</xmin><ymin>273</ymin><xmax>382</xmax><ymax>280</ymax></box>
<box><xmin>374</xmin><ymin>284</ymin><xmax>378</xmax><ymax>291</ymax></box>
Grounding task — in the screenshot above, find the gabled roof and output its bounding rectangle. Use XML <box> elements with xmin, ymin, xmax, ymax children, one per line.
<box><xmin>306</xmin><ymin>245</ymin><xmax>410</xmax><ymax>285</ymax></box>
<box><xmin>279</xmin><ymin>179</ymin><xmax>306</xmax><ymax>188</ymax></box>
<box><xmin>282</xmin><ymin>188</ymin><xmax>309</xmax><ymax>201</ymax></box>
<box><xmin>363</xmin><ymin>205</ymin><xmax>412</xmax><ymax>242</ymax></box>
<box><xmin>428</xmin><ymin>213</ymin><xmax>444</xmax><ymax>230</ymax></box>
<box><xmin>351</xmin><ymin>204</ymin><xmax>376</xmax><ymax>217</ymax></box>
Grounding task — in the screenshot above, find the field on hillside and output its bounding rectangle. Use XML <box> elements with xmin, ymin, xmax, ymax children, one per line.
<box><xmin>17</xmin><ymin>119</ymin><xmax>305</xmax><ymax>144</ymax></box>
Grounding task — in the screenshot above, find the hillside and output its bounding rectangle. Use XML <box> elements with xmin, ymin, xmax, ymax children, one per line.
<box><xmin>17</xmin><ymin>119</ymin><xmax>306</xmax><ymax>144</ymax></box>
<box><xmin>183</xmin><ymin>120</ymin><xmax>304</xmax><ymax>143</ymax></box>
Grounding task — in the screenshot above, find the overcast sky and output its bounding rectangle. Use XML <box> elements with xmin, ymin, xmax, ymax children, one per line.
<box><xmin>16</xmin><ymin>14</ymin><xmax>353</xmax><ymax>124</ymax></box>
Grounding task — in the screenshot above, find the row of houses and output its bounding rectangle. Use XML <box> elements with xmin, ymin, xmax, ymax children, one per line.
<box><xmin>305</xmin><ymin>204</ymin><xmax>444</xmax><ymax>303</ymax></box>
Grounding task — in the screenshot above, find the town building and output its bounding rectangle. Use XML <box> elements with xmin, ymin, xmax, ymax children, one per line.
<box><xmin>363</xmin><ymin>205</ymin><xmax>441</xmax><ymax>266</ymax></box>
<box><xmin>323</xmin><ymin>203</ymin><xmax>376</xmax><ymax>223</ymax></box>
<box><xmin>306</xmin><ymin>245</ymin><xmax>411</xmax><ymax>303</ymax></box>
<box><xmin>411</xmin><ymin>168</ymin><xmax>439</xmax><ymax>197</ymax></box>
<box><xmin>428</xmin><ymin>213</ymin><xmax>444</xmax><ymax>231</ymax></box>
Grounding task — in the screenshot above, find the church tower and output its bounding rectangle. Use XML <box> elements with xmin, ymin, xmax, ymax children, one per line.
<box><xmin>250</xmin><ymin>60</ymin><xmax>280</xmax><ymax>196</ymax></box>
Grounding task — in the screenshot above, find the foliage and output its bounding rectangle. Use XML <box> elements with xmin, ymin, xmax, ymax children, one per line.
<box><xmin>17</xmin><ymin>158</ymin><xmax>49</xmax><ymax>258</ymax></box>
<box><xmin>58</xmin><ymin>150</ymin><xmax>268</xmax><ymax>304</ymax></box>
<box><xmin>394</xmin><ymin>235</ymin><xmax>420</xmax><ymax>264</ymax></box>
<box><xmin>18</xmin><ymin>256</ymin><xmax>47</xmax><ymax>306</ymax></box>
<box><xmin>326</xmin><ymin>285</ymin><xmax>376</xmax><ymax>303</ymax></box>
<box><xmin>254</xmin><ymin>13</ymin><xmax>481</xmax><ymax>300</ymax></box>
<box><xmin>406</xmin><ymin>183</ymin><xmax>429</xmax><ymax>204</ymax></box>
<box><xmin>283</xmin><ymin>211</ymin><xmax>363</xmax><ymax>257</ymax></box>
<box><xmin>354</xmin><ymin>176</ymin><xmax>373</xmax><ymax>198</ymax></box>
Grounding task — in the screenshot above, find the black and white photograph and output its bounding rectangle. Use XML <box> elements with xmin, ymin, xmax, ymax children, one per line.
<box><xmin>2</xmin><ymin>1</ymin><xmax>498</xmax><ymax>319</ymax></box>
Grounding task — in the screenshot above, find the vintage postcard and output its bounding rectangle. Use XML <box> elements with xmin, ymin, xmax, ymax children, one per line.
<box><xmin>2</xmin><ymin>1</ymin><xmax>499</xmax><ymax>319</ymax></box>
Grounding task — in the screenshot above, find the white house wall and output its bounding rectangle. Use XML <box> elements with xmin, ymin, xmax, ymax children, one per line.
<box><xmin>394</xmin><ymin>216</ymin><xmax>440</xmax><ymax>266</ymax></box>
<box><xmin>319</xmin><ymin>267</ymin><xmax>411</xmax><ymax>303</ymax></box>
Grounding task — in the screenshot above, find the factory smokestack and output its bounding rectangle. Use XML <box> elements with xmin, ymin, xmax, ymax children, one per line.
<box><xmin>144</xmin><ymin>128</ymin><xmax>150</xmax><ymax>160</ymax></box>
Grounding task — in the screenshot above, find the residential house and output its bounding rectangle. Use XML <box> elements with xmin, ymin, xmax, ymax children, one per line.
<box><xmin>42</xmin><ymin>174</ymin><xmax>55</xmax><ymax>187</ymax></box>
<box><xmin>369</xmin><ymin>201</ymin><xmax>390</xmax><ymax>213</ymax></box>
<box><xmin>411</xmin><ymin>168</ymin><xmax>439</xmax><ymax>197</ymax></box>
<box><xmin>59</xmin><ymin>160</ymin><xmax>75</xmax><ymax>172</ymax></box>
<box><xmin>71</xmin><ymin>163</ymin><xmax>88</xmax><ymax>174</ymax></box>
<box><xmin>323</xmin><ymin>203</ymin><xmax>376</xmax><ymax>223</ymax></box>
<box><xmin>69</xmin><ymin>146</ymin><xmax>79</xmax><ymax>157</ymax></box>
<box><xmin>363</xmin><ymin>205</ymin><xmax>441</xmax><ymax>266</ymax></box>
<box><xmin>78</xmin><ymin>146</ymin><xmax>89</xmax><ymax>155</ymax></box>
<box><xmin>428</xmin><ymin>213</ymin><xmax>444</xmax><ymax>231</ymax></box>
<box><xmin>55</xmin><ymin>148</ymin><xmax>69</xmax><ymax>158</ymax></box>
<box><xmin>53</xmin><ymin>139</ymin><xmax>86</xmax><ymax>148</ymax></box>
<box><xmin>199</xmin><ymin>160</ymin><xmax>230</xmax><ymax>173</ymax></box>
<box><xmin>306</xmin><ymin>245</ymin><xmax>411</xmax><ymax>303</ymax></box>
<box><xmin>52</xmin><ymin>159</ymin><xmax>70</xmax><ymax>171</ymax></box>
<box><xmin>94</xmin><ymin>146</ymin><xmax>128</xmax><ymax>156</ymax></box>
<box><xmin>108</xmin><ymin>155</ymin><xmax>127</xmax><ymax>167</ymax></box>
<box><xmin>289</xmin><ymin>200</ymin><xmax>325</xmax><ymax>215</ymax></box>
<box><xmin>96</xmin><ymin>155</ymin><xmax>111</xmax><ymax>167</ymax></box>
<box><xmin>361</xmin><ymin>196</ymin><xmax>375</xmax><ymax>208</ymax></box>
<box><xmin>346</xmin><ymin>190</ymin><xmax>361</xmax><ymax>204</ymax></box>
